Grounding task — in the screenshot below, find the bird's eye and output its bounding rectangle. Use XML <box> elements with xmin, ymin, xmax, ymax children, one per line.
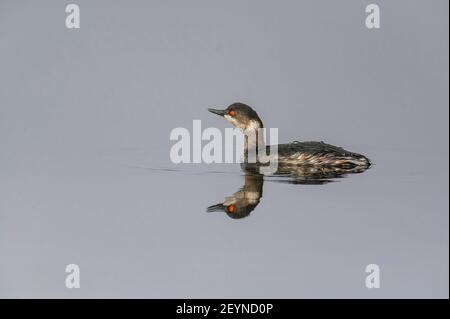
<box><xmin>228</xmin><ymin>110</ymin><xmax>236</xmax><ymax>116</ymax></box>
<box><xmin>227</xmin><ymin>205</ymin><xmax>235</xmax><ymax>213</ymax></box>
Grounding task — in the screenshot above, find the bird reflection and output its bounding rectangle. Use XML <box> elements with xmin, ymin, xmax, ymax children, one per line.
<box><xmin>207</xmin><ymin>172</ymin><xmax>263</xmax><ymax>219</ymax></box>
<box><xmin>207</xmin><ymin>163</ymin><xmax>370</xmax><ymax>219</ymax></box>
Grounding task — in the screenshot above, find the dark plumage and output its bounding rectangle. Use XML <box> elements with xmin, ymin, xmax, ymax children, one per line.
<box><xmin>273</xmin><ymin>141</ymin><xmax>371</xmax><ymax>168</ymax></box>
<box><xmin>208</xmin><ymin>102</ymin><xmax>371</xmax><ymax>168</ymax></box>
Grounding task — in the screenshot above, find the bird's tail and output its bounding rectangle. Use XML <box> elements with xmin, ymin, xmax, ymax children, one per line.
<box><xmin>342</xmin><ymin>154</ymin><xmax>372</xmax><ymax>168</ymax></box>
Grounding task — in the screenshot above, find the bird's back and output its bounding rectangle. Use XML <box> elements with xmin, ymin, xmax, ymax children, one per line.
<box><xmin>267</xmin><ymin>141</ymin><xmax>371</xmax><ymax>168</ymax></box>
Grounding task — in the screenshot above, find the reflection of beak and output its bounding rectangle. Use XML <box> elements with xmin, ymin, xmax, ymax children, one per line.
<box><xmin>208</xmin><ymin>108</ymin><xmax>227</xmax><ymax>117</ymax></box>
<box><xmin>206</xmin><ymin>203</ymin><xmax>224</xmax><ymax>212</ymax></box>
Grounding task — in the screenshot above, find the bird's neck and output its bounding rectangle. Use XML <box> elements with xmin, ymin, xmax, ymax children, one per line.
<box><xmin>243</xmin><ymin>121</ymin><xmax>265</xmax><ymax>161</ymax></box>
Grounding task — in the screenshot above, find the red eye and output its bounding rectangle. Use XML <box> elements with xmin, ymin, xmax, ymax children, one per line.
<box><xmin>228</xmin><ymin>205</ymin><xmax>235</xmax><ymax>213</ymax></box>
<box><xmin>229</xmin><ymin>110</ymin><xmax>236</xmax><ymax>116</ymax></box>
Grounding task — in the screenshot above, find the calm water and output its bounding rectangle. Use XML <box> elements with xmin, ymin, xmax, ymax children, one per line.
<box><xmin>0</xmin><ymin>0</ymin><xmax>448</xmax><ymax>298</ymax></box>
<box><xmin>0</xmin><ymin>144</ymin><xmax>448</xmax><ymax>298</ymax></box>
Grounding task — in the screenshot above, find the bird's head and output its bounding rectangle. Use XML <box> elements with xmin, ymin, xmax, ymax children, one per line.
<box><xmin>208</xmin><ymin>102</ymin><xmax>263</xmax><ymax>133</ymax></box>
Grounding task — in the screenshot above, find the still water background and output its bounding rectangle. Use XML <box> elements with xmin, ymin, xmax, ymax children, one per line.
<box><xmin>0</xmin><ymin>0</ymin><xmax>448</xmax><ymax>298</ymax></box>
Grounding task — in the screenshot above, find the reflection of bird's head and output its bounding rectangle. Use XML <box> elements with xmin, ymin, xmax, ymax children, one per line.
<box><xmin>208</xmin><ymin>102</ymin><xmax>263</xmax><ymax>132</ymax></box>
<box><xmin>207</xmin><ymin>201</ymin><xmax>259</xmax><ymax>219</ymax></box>
<box><xmin>207</xmin><ymin>173</ymin><xmax>263</xmax><ymax>220</ymax></box>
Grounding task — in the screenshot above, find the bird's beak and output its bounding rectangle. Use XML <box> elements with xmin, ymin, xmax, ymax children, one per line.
<box><xmin>208</xmin><ymin>108</ymin><xmax>227</xmax><ymax>117</ymax></box>
<box><xmin>206</xmin><ymin>203</ymin><xmax>224</xmax><ymax>212</ymax></box>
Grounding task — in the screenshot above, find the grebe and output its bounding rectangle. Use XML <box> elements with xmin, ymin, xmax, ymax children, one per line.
<box><xmin>208</xmin><ymin>102</ymin><xmax>371</xmax><ymax>169</ymax></box>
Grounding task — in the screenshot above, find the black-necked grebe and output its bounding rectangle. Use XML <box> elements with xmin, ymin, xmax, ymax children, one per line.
<box><xmin>208</xmin><ymin>102</ymin><xmax>371</xmax><ymax>168</ymax></box>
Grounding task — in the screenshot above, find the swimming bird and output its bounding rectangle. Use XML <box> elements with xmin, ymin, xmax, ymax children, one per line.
<box><xmin>208</xmin><ymin>102</ymin><xmax>371</xmax><ymax>169</ymax></box>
